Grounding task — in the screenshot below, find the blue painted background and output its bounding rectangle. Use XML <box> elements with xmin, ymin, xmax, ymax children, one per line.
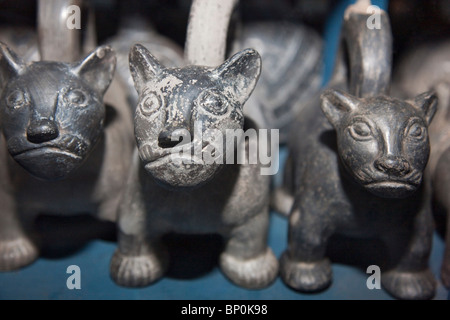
<box><xmin>1</xmin><ymin>0</ymin><xmax>449</xmax><ymax>300</ymax></box>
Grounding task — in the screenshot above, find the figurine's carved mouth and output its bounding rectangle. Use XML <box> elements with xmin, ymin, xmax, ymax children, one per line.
<box><xmin>14</xmin><ymin>147</ymin><xmax>81</xmax><ymax>160</ymax></box>
<box><xmin>364</xmin><ymin>180</ymin><xmax>419</xmax><ymax>198</ymax></box>
<box><xmin>8</xmin><ymin>135</ymin><xmax>89</xmax><ymax>159</ymax></box>
<box><xmin>366</xmin><ymin>181</ymin><xmax>417</xmax><ymax>190</ymax></box>
<box><xmin>354</xmin><ymin>167</ymin><xmax>422</xmax><ymax>187</ymax></box>
<box><xmin>144</xmin><ymin>154</ymin><xmax>205</xmax><ymax>171</ymax></box>
<box><xmin>140</xmin><ymin>141</ymin><xmax>212</xmax><ymax>168</ymax></box>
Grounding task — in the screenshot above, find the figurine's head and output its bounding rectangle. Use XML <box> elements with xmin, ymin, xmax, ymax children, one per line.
<box><xmin>321</xmin><ymin>89</ymin><xmax>437</xmax><ymax>198</ymax></box>
<box><xmin>129</xmin><ymin>44</ymin><xmax>261</xmax><ymax>188</ymax></box>
<box><xmin>0</xmin><ymin>43</ymin><xmax>115</xmax><ymax>180</ymax></box>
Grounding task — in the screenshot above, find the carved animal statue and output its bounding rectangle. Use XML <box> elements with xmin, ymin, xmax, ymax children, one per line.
<box><xmin>276</xmin><ymin>88</ymin><xmax>438</xmax><ymax>299</ymax></box>
<box><xmin>0</xmin><ymin>43</ymin><xmax>134</xmax><ymax>271</ymax></box>
<box><xmin>272</xmin><ymin>0</ymin><xmax>440</xmax><ymax>300</ymax></box>
<box><xmin>109</xmin><ymin>45</ymin><xmax>278</xmax><ymax>289</ymax></box>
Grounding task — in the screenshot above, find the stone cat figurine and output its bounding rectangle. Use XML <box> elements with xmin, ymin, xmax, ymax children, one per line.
<box><xmin>109</xmin><ymin>44</ymin><xmax>278</xmax><ymax>289</ymax></box>
<box><xmin>276</xmin><ymin>88</ymin><xmax>438</xmax><ymax>299</ymax></box>
<box><xmin>0</xmin><ymin>42</ymin><xmax>134</xmax><ymax>271</ymax></box>
<box><xmin>273</xmin><ymin>1</ymin><xmax>439</xmax><ymax>300</ymax></box>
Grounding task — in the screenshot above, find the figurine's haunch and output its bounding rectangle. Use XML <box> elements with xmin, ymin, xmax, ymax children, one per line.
<box><xmin>0</xmin><ymin>43</ymin><xmax>134</xmax><ymax>271</ymax></box>
<box><xmin>276</xmin><ymin>88</ymin><xmax>438</xmax><ymax>299</ymax></box>
<box><xmin>109</xmin><ymin>45</ymin><xmax>278</xmax><ymax>289</ymax></box>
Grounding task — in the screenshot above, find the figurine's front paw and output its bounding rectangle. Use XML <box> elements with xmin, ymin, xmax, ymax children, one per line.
<box><xmin>0</xmin><ymin>237</ymin><xmax>39</xmax><ymax>271</ymax></box>
<box><xmin>280</xmin><ymin>251</ymin><xmax>332</xmax><ymax>292</ymax></box>
<box><xmin>110</xmin><ymin>249</ymin><xmax>169</xmax><ymax>287</ymax></box>
<box><xmin>220</xmin><ymin>248</ymin><xmax>278</xmax><ymax>289</ymax></box>
<box><xmin>382</xmin><ymin>269</ymin><xmax>436</xmax><ymax>300</ymax></box>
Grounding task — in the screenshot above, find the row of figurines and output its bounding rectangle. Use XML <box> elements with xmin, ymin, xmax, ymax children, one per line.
<box><xmin>0</xmin><ymin>24</ymin><xmax>449</xmax><ymax>301</ymax></box>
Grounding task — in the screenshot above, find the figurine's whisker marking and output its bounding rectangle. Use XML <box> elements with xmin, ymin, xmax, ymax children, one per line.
<box><xmin>355</xmin><ymin>168</ymin><xmax>373</xmax><ymax>182</ymax></box>
<box><xmin>406</xmin><ymin>170</ymin><xmax>422</xmax><ymax>184</ymax></box>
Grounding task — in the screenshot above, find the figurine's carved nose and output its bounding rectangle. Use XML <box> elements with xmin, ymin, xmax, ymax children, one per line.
<box><xmin>374</xmin><ymin>156</ymin><xmax>411</xmax><ymax>177</ymax></box>
<box><xmin>158</xmin><ymin>129</ymin><xmax>183</xmax><ymax>148</ymax></box>
<box><xmin>27</xmin><ymin>119</ymin><xmax>59</xmax><ymax>144</ymax></box>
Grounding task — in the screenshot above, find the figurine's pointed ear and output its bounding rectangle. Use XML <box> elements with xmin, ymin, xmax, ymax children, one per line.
<box><xmin>411</xmin><ymin>90</ymin><xmax>438</xmax><ymax>125</ymax></box>
<box><xmin>321</xmin><ymin>89</ymin><xmax>360</xmax><ymax>126</ymax></box>
<box><xmin>0</xmin><ymin>42</ymin><xmax>25</xmax><ymax>85</ymax></box>
<box><xmin>129</xmin><ymin>44</ymin><xmax>164</xmax><ymax>94</ymax></box>
<box><xmin>72</xmin><ymin>46</ymin><xmax>116</xmax><ymax>96</ymax></box>
<box><xmin>213</xmin><ymin>48</ymin><xmax>262</xmax><ymax>106</ymax></box>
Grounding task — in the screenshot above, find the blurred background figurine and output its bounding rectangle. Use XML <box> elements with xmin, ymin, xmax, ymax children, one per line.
<box><xmin>394</xmin><ymin>40</ymin><xmax>450</xmax><ymax>289</ymax></box>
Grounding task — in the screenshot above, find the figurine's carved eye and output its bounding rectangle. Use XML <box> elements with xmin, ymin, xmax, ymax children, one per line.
<box><xmin>349</xmin><ymin>121</ymin><xmax>373</xmax><ymax>141</ymax></box>
<box><xmin>65</xmin><ymin>89</ymin><xmax>88</xmax><ymax>107</ymax></box>
<box><xmin>140</xmin><ymin>91</ymin><xmax>162</xmax><ymax>116</ymax></box>
<box><xmin>407</xmin><ymin>122</ymin><xmax>425</xmax><ymax>139</ymax></box>
<box><xmin>197</xmin><ymin>90</ymin><xmax>228</xmax><ymax>116</ymax></box>
<box><xmin>6</xmin><ymin>90</ymin><xmax>28</xmax><ymax>110</ymax></box>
